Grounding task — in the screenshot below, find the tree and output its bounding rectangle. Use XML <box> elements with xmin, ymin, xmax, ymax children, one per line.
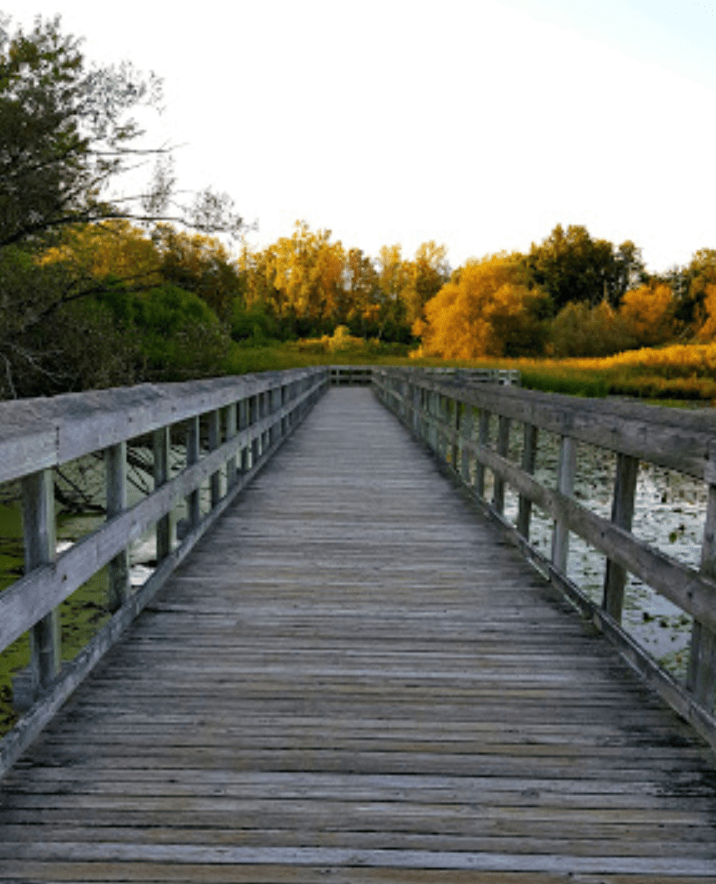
<box><xmin>677</xmin><ymin>249</ymin><xmax>716</xmax><ymax>331</ymax></box>
<box><xmin>0</xmin><ymin>14</ymin><xmax>243</xmax><ymax>398</ymax></box>
<box><xmin>695</xmin><ymin>283</ymin><xmax>716</xmax><ymax>341</ymax></box>
<box><xmin>550</xmin><ymin>300</ymin><xmax>632</xmax><ymax>357</ymax></box>
<box><xmin>0</xmin><ymin>14</ymin><xmax>243</xmax><ymax>248</ymax></box>
<box><xmin>401</xmin><ymin>241</ymin><xmax>450</xmax><ymax>326</ymax></box>
<box><xmin>152</xmin><ymin>225</ymin><xmax>245</xmax><ymax>323</ymax></box>
<box><xmin>527</xmin><ymin>224</ymin><xmax>644</xmax><ymax>312</ymax></box>
<box><xmin>619</xmin><ymin>283</ymin><xmax>675</xmax><ymax>347</ymax></box>
<box><xmin>415</xmin><ymin>253</ymin><xmax>550</xmax><ymax>359</ymax></box>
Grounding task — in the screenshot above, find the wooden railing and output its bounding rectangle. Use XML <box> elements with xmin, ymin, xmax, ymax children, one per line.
<box><xmin>0</xmin><ymin>367</ymin><xmax>328</xmax><ymax>776</ymax></box>
<box><xmin>373</xmin><ymin>367</ymin><xmax>716</xmax><ymax>749</ymax></box>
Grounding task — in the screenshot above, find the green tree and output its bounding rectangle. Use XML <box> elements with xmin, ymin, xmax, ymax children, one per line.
<box><xmin>0</xmin><ymin>14</ymin><xmax>243</xmax><ymax>398</ymax></box>
<box><xmin>402</xmin><ymin>241</ymin><xmax>450</xmax><ymax>326</ymax></box>
<box><xmin>527</xmin><ymin>224</ymin><xmax>644</xmax><ymax>312</ymax></box>
<box><xmin>0</xmin><ymin>14</ymin><xmax>243</xmax><ymax>248</ymax></box>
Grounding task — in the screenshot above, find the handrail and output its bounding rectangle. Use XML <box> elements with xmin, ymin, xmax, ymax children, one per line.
<box><xmin>372</xmin><ymin>366</ymin><xmax>716</xmax><ymax>749</ymax></box>
<box><xmin>0</xmin><ymin>367</ymin><xmax>329</xmax><ymax>776</ymax></box>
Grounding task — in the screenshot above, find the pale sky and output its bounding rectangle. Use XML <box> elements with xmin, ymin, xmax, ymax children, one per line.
<box><xmin>3</xmin><ymin>0</ymin><xmax>716</xmax><ymax>273</ymax></box>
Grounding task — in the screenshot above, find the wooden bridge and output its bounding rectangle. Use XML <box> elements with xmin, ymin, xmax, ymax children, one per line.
<box><xmin>1</xmin><ymin>366</ymin><xmax>716</xmax><ymax>881</ymax></box>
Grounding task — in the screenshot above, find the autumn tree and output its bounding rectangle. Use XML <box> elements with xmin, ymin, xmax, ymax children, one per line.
<box><xmin>695</xmin><ymin>283</ymin><xmax>716</xmax><ymax>341</ymax></box>
<box><xmin>619</xmin><ymin>283</ymin><xmax>676</xmax><ymax>347</ymax></box>
<box><xmin>415</xmin><ymin>253</ymin><xmax>550</xmax><ymax>359</ymax></box>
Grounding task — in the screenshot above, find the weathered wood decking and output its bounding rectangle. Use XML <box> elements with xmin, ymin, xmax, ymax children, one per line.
<box><xmin>1</xmin><ymin>386</ymin><xmax>716</xmax><ymax>882</ymax></box>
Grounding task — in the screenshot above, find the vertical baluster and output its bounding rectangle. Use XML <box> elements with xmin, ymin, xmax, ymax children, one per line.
<box><xmin>226</xmin><ymin>403</ymin><xmax>238</xmax><ymax>489</ymax></box>
<box><xmin>475</xmin><ymin>410</ymin><xmax>491</xmax><ymax>499</ymax></box>
<box><xmin>460</xmin><ymin>404</ymin><xmax>474</xmax><ymax>485</ymax></box>
<box><xmin>238</xmin><ymin>398</ymin><xmax>250</xmax><ymax>472</ymax></box>
<box><xmin>439</xmin><ymin>394</ymin><xmax>449</xmax><ymax>462</ymax></box>
<box><xmin>282</xmin><ymin>383</ymin><xmax>290</xmax><ymax>438</ymax></box>
<box><xmin>105</xmin><ymin>442</ymin><xmax>130</xmax><ymax>611</ymax></box>
<box><xmin>271</xmin><ymin>385</ymin><xmax>281</xmax><ymax>444</ymax></box>
<box><xmin>208</xmin><ymin>409</ymin><xmax>222</xmax><ymax>508</ymax></box>
<box><xmin>688</xmin><ymin>480</ymin><xmax>716</xmax><ymax>710</ymax></box>
<box><xmin>412</xmin><ymin>383</ymin><xmax>420</xmax><ymax>436</ymax></box>
<box><xmin>186</xmin><ymin>416</ymin><xmax>200</xmax><ymax>530</ymax></box>
<box><xmin>251</xmin><ymin>395</ymin><xmax>260</xmax><ymax>465</ymax></box>
<box><xmin>551</xmin><ymin>435</ymin><xmax>576</xmax><ymax>574</ymax></box>
<box><xmin>493</xmin><ymin>415</ymin><xmax>511</xmax><ymax>515</ymax></box>
<box><xmin>602</xmin><ymin>453</ymin><xmax>639</xmax><ymax>622</ymax></box>
<box><xmin>451</xmin><ymin>399</ymin><xmax>461</xmax><ymax>471</ymax></box>
<box><xmin>153</xmin><ymin>427</ymin><xmax>171</xmax><ymax>562</ymax></box>
<box><xmin>517</xmin><ymin>424</ymin><xmax>538</xmax><ymax>540</ymax></box>
<box><xmin>22</xmin><ymin>469</ymin><xmax>60</xmax><ymax>697</ymax></box>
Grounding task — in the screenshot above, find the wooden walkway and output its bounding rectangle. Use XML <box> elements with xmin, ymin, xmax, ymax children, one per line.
<box><xmin>1</xmin><ymin>387</ymin><xmax>716</xmax><ymax>882</ymax></box>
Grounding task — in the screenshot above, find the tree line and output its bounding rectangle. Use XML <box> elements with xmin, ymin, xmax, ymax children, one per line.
<box><xmin>2</xmin><ymin>14</ymin><xmax>715</xmax><ymax>401</ymax></box>
<box><xmin>415</xmin><ymin>226</ymin><xmax>716</xmax><ymax>361</ymax></box>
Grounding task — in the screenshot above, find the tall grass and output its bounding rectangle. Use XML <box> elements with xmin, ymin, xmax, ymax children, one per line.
<box><xmin>222</xmin><ymin>337</ymin><xmax>716</xmax><ymax>404</ymax></box>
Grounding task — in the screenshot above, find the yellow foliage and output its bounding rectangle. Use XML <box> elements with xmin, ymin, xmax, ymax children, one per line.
<box><xmin>39</xmin><ymin>221</ymin><xmax>161</xmax><ymax>284</ymax></box>
<box><xmin>619</xmin><ymin>283</ymin><xmax>675</xmax><ymax>346</ymax></box>
<box><xmin>417</xmin><ymin>254</ymin><xmax>547</xmax><ymax>359</ymax></box>
<box><xmin>696</xmin><ymin>283</ymin><xmax>716</xmax><ymax>341</ymax></box>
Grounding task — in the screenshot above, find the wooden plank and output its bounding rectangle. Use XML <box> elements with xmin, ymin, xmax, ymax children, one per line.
<box><xmin>1</xmin><ymin>388</ymin><xmax>715</xmax><ymax>882</ymax></box>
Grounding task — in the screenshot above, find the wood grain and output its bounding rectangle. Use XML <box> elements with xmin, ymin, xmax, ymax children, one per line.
<box><xmin>1</xmin><ymin>387</ymin><xmax>715</xmax><ymax>882</ymax></box>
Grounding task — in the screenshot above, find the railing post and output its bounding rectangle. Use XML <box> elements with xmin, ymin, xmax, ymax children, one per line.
<box><xmin>412</xmin><ymin>382</ymin><xmax>421</xmax><ymax>436</ymax></box>
<box><xmin>251</xmin><ymin>395</ymin><xmax>261</xmax><ymax>464</ymax></box>
<box><xmin>105</xmin><ymin>442</ymin><xmax>130</xmax><ymax>611</ymax></box>
<box><xmin>238</xmin><ymin>398</ymin><xmax>250</xmax><ymax>472</ymax></box>
<box><xmin>460</xmin><ymin>404</ymin><xmax>474</xmax><ymax>485</ymax></box>
<box><xmin>450</xmin><ymin>398</ymin><xmax>460</xmax><ymax>470</ymax></box>
<box><xmin>551</xmin><ymin>435</ymin><xmax>576</xmax><ymax>574</ymax></box>
<box><xmin>153</xmin><ymin>427</ymin><xmax>171</xmax><ymax>562</ymax></box>
<box><xmin>475</xmin><ymin>410</ymin><xmax>491</xmax><ymax>499</ymax></box>
<box><xmin>517</xmin><ymin>423</ymin><xmax>538</xmax><ymax>539</ymax></box>
<box><xmin>226</xmin><ymin>403</ymin><xmax>239</xmax><ymax>488</ymax></box>
<box><xmin>208</xmin><ymin>409</ymin><xmax>222</xmax><ymax>508</ymax></box>
<box><xmin>493</xmin><ymin>415</ymin><xmax>511</xmax><ymax>515</ymax></box>
<box><xmin>602</xmin><ymin>453</ymin><xmax>639</xmax><ymax>622</ymax></box>
<box><xmin>186</xmin><ymin>416</ymin><xmax>201</xmax><ymax>530</ymax></box>
<box><xmin>688</xmin><ymin>479</ymin><xmax>716</xmax><ymax>710</ymax></box>
<box><xmin>20</xmin><ymin>469</ymin><xmax>61</xmax><ymax>704</ymax></box>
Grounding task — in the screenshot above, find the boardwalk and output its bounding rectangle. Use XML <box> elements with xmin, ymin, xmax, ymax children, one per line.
<box><xmin>1</xmin><ymin>386</ymin><xmax>716</xmax><ymax>882</ymax></box>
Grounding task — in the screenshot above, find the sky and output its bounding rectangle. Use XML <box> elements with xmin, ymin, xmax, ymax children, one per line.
<box><xmin>2</xmin><ymin>0</ymin><xmax>716</xmax><ymax>273</ymax></box>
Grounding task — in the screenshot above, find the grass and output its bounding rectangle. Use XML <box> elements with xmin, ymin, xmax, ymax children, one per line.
<box><xmin>222</xmin><ymin>337</ymin><xmax>716</xmax><ymax>403</ymax></box>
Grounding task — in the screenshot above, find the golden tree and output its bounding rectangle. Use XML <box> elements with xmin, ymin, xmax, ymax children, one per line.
<box><xmin>416</xmin><ymin>253</ymin><xmax>548</xmax><ymax>359</ymax></box>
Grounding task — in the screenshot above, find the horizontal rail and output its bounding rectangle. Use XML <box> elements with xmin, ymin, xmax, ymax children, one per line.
<box><xmin>373</xmin><ymin>367</ymin><xmax>716</xmax><ymax>749</ymax></box>
<box><xmin>0</xmin><ymin>367</ymin><xmax>329</xmax><ymax>773</ymax></box>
